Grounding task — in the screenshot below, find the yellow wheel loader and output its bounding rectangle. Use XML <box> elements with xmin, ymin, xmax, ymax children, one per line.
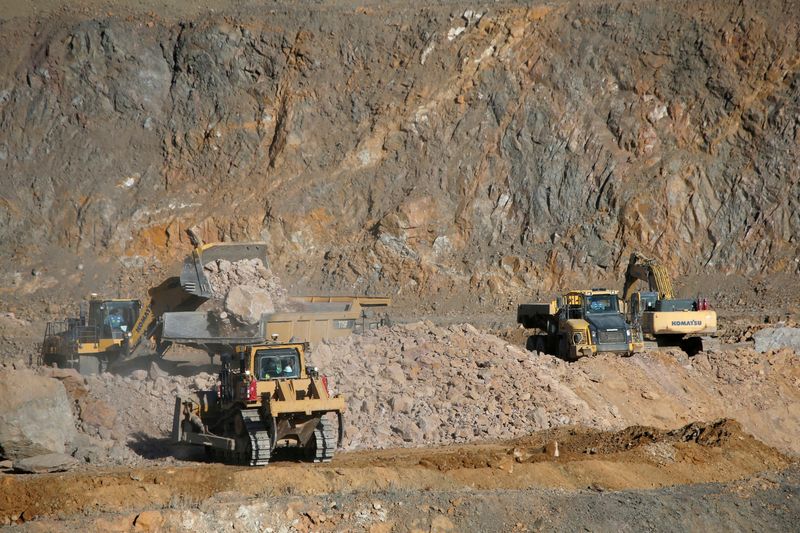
<box><xmin>517</xmin><ymin>289</ymin><xmax>643</xmax><ymax>360</ymax></box>
<box><xmin>40</xmin><ymin>242</ymin><xmax>269</xmax><ymax>374</ymax></box>
<box><xmin>172</xmin><ymin>340</ymin><xmax>345</xmax><ymax>465</ymax></box>
<box><xmin>622</xmin><ymin>252</ymin><xmax>718</xmax><ymax>354</ymax></box>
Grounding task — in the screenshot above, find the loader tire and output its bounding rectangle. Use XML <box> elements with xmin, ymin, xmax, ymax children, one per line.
<box><xmin>305</xmin><ymin>415</ymin><xmax>336</xmax><ymax>463</ymax></box>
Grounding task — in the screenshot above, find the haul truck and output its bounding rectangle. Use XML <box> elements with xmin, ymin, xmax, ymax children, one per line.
<box><xmin>158</xmin><ymin>296</ymin><xmax>390</xmax><ymax>358</ymax></box>
<box><xmin>517</xmin><ymin>289</ymin><xmax>642</xmax><ymax>360</ymax></box>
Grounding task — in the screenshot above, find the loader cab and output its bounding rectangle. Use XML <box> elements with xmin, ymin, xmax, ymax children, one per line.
<box><xmin>87</xmin><ymin>299</ymin><xmax>141</xmax><ymax>340</ymax></box>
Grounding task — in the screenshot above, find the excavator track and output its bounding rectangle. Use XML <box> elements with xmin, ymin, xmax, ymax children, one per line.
<box><xmin>239</xmin><ymin>409</ymin><xmax>272</xmax><ymax>466</ymax></box>
<box><xmin>309</xmin><ymin>416</ymin><xmax>337</xmax><ymax>463</ymax></box>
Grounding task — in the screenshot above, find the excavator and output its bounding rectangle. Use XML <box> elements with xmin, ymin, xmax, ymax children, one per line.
<box><xmin>622</xmin><ymin>252</ymin><xmax>718</xmax><ymax>355</ymax></box>
<box><xmin>41</xmin><ymin>242</ymin><xmax>269</xmax><ymax>374</ymax></box>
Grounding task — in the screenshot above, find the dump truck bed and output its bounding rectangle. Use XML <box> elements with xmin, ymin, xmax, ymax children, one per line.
<box><xmin>517</xmin><ymin>301</ymin><xmax>558</xmax><ymax>330</ymax></box>
<box><xmin>162</xmin><ymin>312</ymin><xmax>266</xmax><ymax>345</ymax></box>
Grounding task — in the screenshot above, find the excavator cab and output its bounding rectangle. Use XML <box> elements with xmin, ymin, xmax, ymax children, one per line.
<box><xmin>630</xmin><ymin>291</ymin><xmax>658</xmax><ymax>319</ymax></box>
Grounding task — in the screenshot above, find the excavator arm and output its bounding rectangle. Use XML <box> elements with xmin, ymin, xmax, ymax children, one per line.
<box><xmin>127</xmin><ymin>277</ymin><xmax>208</xmax><ymax>357</ymax></box>
<box><xmin>623</xmin><ymin>252</ymin><xmax>675</xmax><ymax>301</ymax></box>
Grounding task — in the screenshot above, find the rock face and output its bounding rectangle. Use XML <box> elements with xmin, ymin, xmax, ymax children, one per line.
<box><xmin>0</xmin><ymin>370</ymin><xmax>77</xmax><ymax>459</ymax></box>
<box><xmin>0</xmin><ymin>1</ymin><xmax>798</xmax><ymax>305</ymax></box>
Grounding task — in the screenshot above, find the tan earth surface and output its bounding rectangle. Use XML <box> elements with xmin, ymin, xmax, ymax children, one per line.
<box><xmin>1</xmin><ymin>0</ymin><xmax>799</xmax><ymax>531</ymax></box>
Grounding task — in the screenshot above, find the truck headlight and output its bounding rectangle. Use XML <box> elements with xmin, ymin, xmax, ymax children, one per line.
<box><xmin>573</xmin><ymin>332</ymin><xmax>584</xmax><ymax>344</ymax></box>
<box><xmin>625</xmin><ymin>329</ymin><xmax>631</xmax><ymax>341</ymax></box>
<box><xmin>589</xmin><ymin>327</ymin><xmax>597</xmax><ymax>341</ymax></box>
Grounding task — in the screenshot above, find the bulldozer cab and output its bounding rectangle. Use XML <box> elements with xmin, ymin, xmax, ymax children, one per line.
<box><xmin>254</xmin><ymin>346</ymin><xmax>302</xmax><ymax>380</ymax></box>
<box><xmin>87</xmin><ymin>299</ymin><xmax>141</xmax><ymax>340</ymax></box>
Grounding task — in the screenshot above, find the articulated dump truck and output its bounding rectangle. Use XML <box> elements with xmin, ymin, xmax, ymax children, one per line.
<box><xmin>173</xmin><ymin>340</ymin><xmax>344</xmax><ymax>466</ymax></box>
<box><xmin>517</xmin><ymin>289</ymin><xmax>643</xmax><ymax>360</ymax></box>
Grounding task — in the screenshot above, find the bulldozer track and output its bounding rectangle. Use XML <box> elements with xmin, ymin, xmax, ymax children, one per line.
<box><xmin>310</xmin><ymin>416</ymin><xmax>336</xmax><ymax>463</ymax></box>
<box><xmin>240</xmin><ymin>409</ymin><xmax>272</xmax><ymax>466</ymax></box>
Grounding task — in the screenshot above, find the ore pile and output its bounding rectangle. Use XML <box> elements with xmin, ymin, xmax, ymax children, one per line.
<box><xmin>202</xmin><ymin>258</ymin><xmax>291</xmax><ymax>325</ymax></box>
<box><xmin>311</xmin><ymin>322</ymin><xmax>601</xmax><ymax>450</ymax></box>
<box><xmin>0</xmin><ymin>363</ymin><xmax>219</xmax><ymax>469</ymax></box>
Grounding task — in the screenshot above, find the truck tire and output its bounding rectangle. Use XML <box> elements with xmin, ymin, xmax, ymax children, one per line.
<box><xmin>558</xmin><ymin>338</ymin><xmax>569</xmax><ymax>360</ymax></box>
<box><xmin>525</xmin><ymin>335</ymin><xmax>548</xmax><ymax>355</ymax></box>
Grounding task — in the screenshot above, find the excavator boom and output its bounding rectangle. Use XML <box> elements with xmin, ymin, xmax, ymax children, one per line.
<box><xmin>623</xmin><ymin>252</ymin><xmax>675</xmax><ymax>300</ymax></box>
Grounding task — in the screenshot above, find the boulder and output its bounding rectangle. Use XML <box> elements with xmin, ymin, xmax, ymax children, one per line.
<box><xmin>13</xmin><ymin>453</ymin><xmax>78</xmax><ymax>473</ymax></box>
<box><xmin>0</xmin><ymin>370</ymin><xmax>77</xmax><ymax>459</ymax></box>
<box><xmin>753</xmin><ymin>327</ymin><xmax>800</xmax><ymax>353</ymax></box>
<box><xmin>389</xmin><ymin>395</ymin><xmax>413</xmax><ymax>414</ymax></box>
<box><xmin>134</xmin><ymin>510</ymin><xmax>164</xmax><ymax>532</ymax></box>
<box><xmin>39</xmin><ymin>367</ymin><xmax>87</xmax><ymax>401</ymax></box>
<box><xmin>224</xmin><ymin>284</ymin><xmax>275</xmax><ymax>325</ymax></box>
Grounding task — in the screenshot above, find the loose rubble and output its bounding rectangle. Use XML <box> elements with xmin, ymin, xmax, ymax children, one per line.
<box><xmin>204</xmin><ymin>258</ymin><xmax>288</xmax><ymax>308</ymax></box>
<box><xmin>202</xmin><ymin>258</ymin><xmax>295</xmax><ymax>327</ymax></box>
<box><xmin>312</xmin><ymin>322</ymin><xmax>593</xmax><ymax>449</ymax></box>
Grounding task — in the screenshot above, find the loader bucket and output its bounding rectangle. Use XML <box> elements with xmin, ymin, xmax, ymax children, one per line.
<box><xmin>180</xmin><ymin>242</ymin><xmax>269</xmax><ymax>299</ymax></box>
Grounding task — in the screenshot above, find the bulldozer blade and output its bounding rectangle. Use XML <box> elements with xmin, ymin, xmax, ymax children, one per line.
<box><xmin>180</xmin><ymin>242</ymin><xmax>269</xmax><ymax>299</ymax></box>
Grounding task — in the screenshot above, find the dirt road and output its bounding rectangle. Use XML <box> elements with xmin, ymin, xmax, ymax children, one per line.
<box><xmin>2</xmin><ymin>419</ymin><xmax>796</xmax><ymax>531</ymax></box>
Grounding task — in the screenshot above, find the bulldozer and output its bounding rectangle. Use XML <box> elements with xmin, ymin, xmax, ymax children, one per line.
<box><xmin>517</xmin><ymin>289</ymin><xmax>643</xmax><ymax>360</ymax></box>
<box><xmin>622</xmin><ymin>252</ymin><xmax>718</xmax><ymax>354</ymax></box>
<box><xmin>40</xmin><ymin>242</ymin><xmax>269</xmax><ymax>374</ymax></box>
<box><xmin>172</xmin><ymin>337</ymin><xmax>344</xmax><ymax>465</ymax></box>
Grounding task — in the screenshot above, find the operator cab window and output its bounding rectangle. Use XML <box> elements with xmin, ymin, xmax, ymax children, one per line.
<box><xmin>93</xmin><ymin>301</ymin><xmax>140</xmax><ymax>339</ymax></box>
<box><xmin>585</xmin><ymin>294</ymin><xmax>619</xmax><ymax>314</ymax></box>
<box><xmin>255</xmin><ymin>348</ymin><xmax>300</xmax><ymax>380</ymax></box>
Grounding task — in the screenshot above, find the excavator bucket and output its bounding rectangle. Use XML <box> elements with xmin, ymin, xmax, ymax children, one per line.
<box><xmin>180</xmin><ymin>242</ymin><xmax>269</xmax><ymax>299</ymax></box>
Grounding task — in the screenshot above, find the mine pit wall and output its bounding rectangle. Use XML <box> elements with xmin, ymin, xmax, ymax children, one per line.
<box><xmin>0</xmin><ymin>0</ymin><xmax>799</xmax><ymax>302</ymax></box>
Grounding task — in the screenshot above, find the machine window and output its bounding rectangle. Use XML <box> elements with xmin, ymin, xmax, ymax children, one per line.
<box><xmin>255</xmin><ymin>348</ymin><xmax>300</xmax><ymax>380</ymax></box>
<box><xmin>585</xmin><ymin>294</ymin><xmax>619</xmax><ymax>314</ymax></box>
